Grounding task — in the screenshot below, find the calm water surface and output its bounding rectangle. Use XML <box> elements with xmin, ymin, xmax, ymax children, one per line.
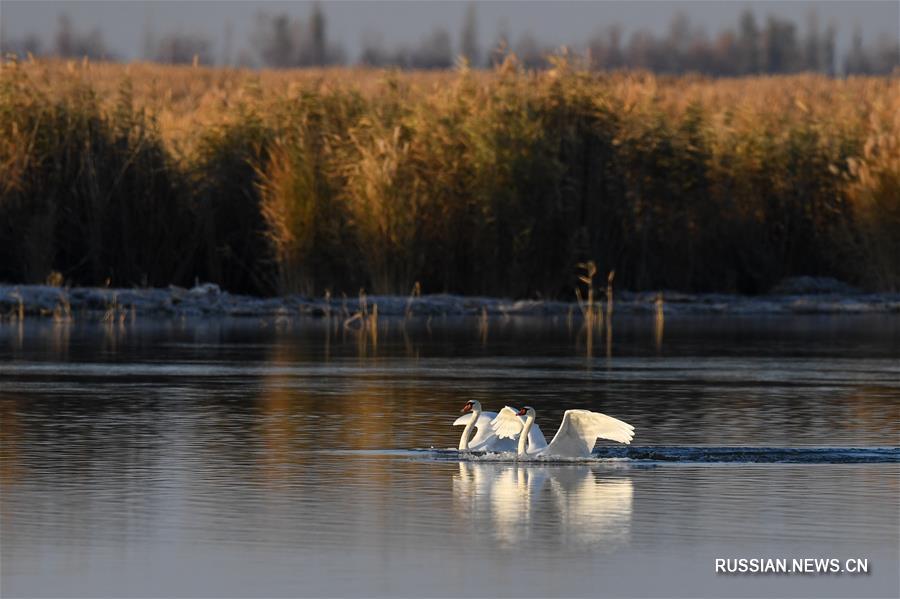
<box><xmin>1</xmin><ymin>315</ymin><xmax>898</xmax><ymax>597</ymax></box>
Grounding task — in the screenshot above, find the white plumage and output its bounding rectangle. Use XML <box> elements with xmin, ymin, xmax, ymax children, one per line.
<box><xmin>454</xmin><ymin>411</ymin><xmax>512</xmax><ymax>451</ymax></box>
<box><xmin>455</xmin><ymin>401</ymin><xmax>547</xmax><ymax>452</ymax></box>
<box><xmin>491</xmin><ymin>406</ymin><xmax>634</xmax><ymax>458</ymax></box>
<box><xmin>490</xmin><ymin>406</ymin><xmax>530</xmax><ymax>441</ymax></box>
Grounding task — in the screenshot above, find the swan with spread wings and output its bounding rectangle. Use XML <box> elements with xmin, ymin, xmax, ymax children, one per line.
<box><xmin>490</xmin><ymin>406</ymin><xmax>634</xmax><ymax>458</ymax></box>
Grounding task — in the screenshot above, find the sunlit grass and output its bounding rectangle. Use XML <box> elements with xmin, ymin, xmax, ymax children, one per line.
<box><xmin>2</xmin><ymin>57</ymin><xmax>898</xmax><ymax>295</ymax></box>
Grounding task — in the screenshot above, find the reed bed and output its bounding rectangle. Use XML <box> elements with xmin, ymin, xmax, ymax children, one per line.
<box><xmin>2</xmin><ymin>58</ymin><xmax>898</xmax><ymax>296</ymax></box>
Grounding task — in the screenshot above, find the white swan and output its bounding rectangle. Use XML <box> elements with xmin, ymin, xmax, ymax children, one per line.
<box><xmin>490</xmin><ymin>406</ymin><xmax>634</xmax><ymax>458</ymax></box>
<box><xmin>454</xmin><ymin>400</ymin><xmax>548</xmax><ymax>452</ymax></box>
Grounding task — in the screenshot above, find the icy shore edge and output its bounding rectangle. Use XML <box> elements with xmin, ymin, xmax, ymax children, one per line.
<box><xmin>2</xmin><ymin>279</ymin><xmax>899</xmax><ymax>320</ymax></box>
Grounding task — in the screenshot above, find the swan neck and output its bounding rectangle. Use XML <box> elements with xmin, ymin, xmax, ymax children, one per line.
<box><xmin>518</xmin><ymin>414</ymin><xmax>535</xmax><ymax>456</ymax></box>
<box><xmin>459</xmin><ymin>408</ymin><xmax>479</xmax><ymax>450</ymax></box>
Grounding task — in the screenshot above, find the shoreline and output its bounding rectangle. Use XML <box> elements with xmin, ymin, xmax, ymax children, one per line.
<box><xmin>2</xmin><ymin>282</ymin><xmax>899</xmax><ymax>321</ymax></box>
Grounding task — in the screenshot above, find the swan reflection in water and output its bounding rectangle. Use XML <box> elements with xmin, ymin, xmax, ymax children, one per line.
<box><xmin>452</xmin><ymin>462</ymin><xmax>633</xmax><ymax>549</ymax></box>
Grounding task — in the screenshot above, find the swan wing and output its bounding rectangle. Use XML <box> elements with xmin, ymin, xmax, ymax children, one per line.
<box><xmin>490</xmin><ymin>406</ymin><xmax>525</xmax><ymax>439</ymax></box>
<box><xmin>526</xmin><ymin>419</ymin><xmax>548</xmax><ymax>450</ymax></box>
<box><xmin>488</xmin><ymin>407</ymin><xmax>547</xmax><ymax>449</ymax></box>
<box><xmin>545</xmin><ymin>410</ymin><xmax>635</xmax><ymax>458</ymax></box>
<box><xmin>454</xmin><ymin>411</ymin><xmax>498</xmax><ymax>447</ymax></box>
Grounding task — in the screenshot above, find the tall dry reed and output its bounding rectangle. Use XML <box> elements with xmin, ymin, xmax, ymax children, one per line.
<box><xmin>2</xmin><ymin>57</ymin><xmax>898</xmax><ymax>295</ymax></box>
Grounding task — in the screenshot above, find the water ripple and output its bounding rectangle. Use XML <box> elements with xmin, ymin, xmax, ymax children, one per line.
<box><xmin>389</xmin><ymin>446</ymin><xmax>900</xmax><ymax>464</ymax></box>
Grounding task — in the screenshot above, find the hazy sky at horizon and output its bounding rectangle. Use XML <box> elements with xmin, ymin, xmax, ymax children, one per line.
<box><xmin>2</xmin><ymin>1</ymin><xmax>898</xmax><ymax>63</ymax></box>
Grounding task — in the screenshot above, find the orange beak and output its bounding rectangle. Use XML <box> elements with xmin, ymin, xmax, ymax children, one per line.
<box><xmin>461</xmin><ymin>403</ymin><xmax>473</xmax><ymax>414</ymax></box>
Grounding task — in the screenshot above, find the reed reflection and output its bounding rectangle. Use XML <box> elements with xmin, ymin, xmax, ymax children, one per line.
<box><xmin>453</xmin><ymin>462</ymin><xmax>633</xmax><ymax>550</ymax></box>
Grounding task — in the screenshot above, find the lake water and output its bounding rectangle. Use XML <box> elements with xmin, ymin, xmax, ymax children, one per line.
<box><xmin>1</xmin><ymin>315</ymin><xmax>898</xmax><ymax>598</ymax></box>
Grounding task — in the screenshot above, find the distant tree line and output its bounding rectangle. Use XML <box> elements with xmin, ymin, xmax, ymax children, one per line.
<box><xmin>2</xmin><ymin>4</ymin><xmax>898</xmax><ymax>75</ymax></box>
<box><xmin>249</xmin><ymin>4</ymin><xmax>345</xmax><ymax>68</ymax></box>
<box><xmin>584</xmin><ymin>12</ymin><xmax>839</xmax><ymax>75</ymax></box>
<box><xmin>582</xmin><ymin>11</ymin><xmax>898</xmax><ymax>76</ymax></box>
<box><xmin>3</xmin><ymin>14</ymin><xmax>114</xmax><ymax>61</ymax></box>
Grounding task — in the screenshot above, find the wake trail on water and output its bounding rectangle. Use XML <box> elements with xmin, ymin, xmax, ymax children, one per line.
<box><xmin>591</xmin><ymin>446</ymin><xmax>899</xmax><ymax>464</ymax></box>
<box><xmin>322</xmin><ymin>446</ymin><xmax>899</xmax><ymax>464</ymax></box>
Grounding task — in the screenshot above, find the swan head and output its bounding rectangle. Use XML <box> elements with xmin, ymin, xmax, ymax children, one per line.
<box><xmin>461</xmin><ymin>400</ymin><xmax>482</xmax><ymax>414</ymax></box>
<box><xmin>517</xmin><ymin>406</ymin><xmax>535</xmax><ymax>417</ymax></box>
